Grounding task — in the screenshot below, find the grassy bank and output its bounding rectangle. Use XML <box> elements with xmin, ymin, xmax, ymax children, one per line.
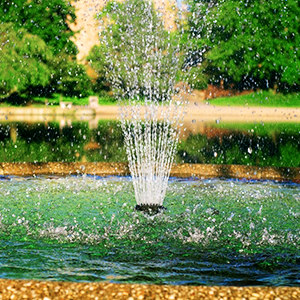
<box><xmin>0</xmin><ymin>93</ymin><xmax>117</xmax><ymax>107</ymax></box>
<box><xmin>208</xmin><ymin>90</ymin><xmax>300</xmax><ymax>107</ymax></box>
<box><xmin>1</xmin><ymin>90</ymin><xmax>300</xmax><ymax>108</ymax></box>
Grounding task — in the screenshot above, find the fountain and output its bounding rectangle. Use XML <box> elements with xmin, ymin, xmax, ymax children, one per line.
<box><xmin>0</xmin><ymin>0</ymin><xmax>299</xmax><ymax>298</ymax></box>
<box><xmin>94</xmin><ymin>0</ymin><xmax>186</xmax><ymax>212</ymax></box>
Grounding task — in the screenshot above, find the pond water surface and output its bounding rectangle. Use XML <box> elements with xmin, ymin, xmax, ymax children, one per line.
<box><xmin>0</xmin><ymin>120</ymin><xmax>299</xmax><ymax>167</ymax></box>
<box><xmin>0</xmin><ymin>176</ymin><xmax>299</xmax><ymax>286</ymax></box>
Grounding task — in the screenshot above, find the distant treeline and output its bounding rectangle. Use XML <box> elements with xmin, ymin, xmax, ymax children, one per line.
<box><xmin>0</xmin><ymin>0</ymin><xmax>299</xmax><ymax>105</ymax></box>
<box><xmin>185</xmin><ymin>0</ymin><xmax>300</xmax><ymax>93</ymax></box>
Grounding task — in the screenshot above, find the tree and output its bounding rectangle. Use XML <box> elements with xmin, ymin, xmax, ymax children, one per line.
<box><xmin>187</xmin><ymin>0</ymin><xmax>300</xmax><ymax>92</ymax></box>
<box><xmin>0</xmin><ymin>23</ymin><xmax>53</xmax><ymax>99</ymax></box>
<box><xmin>0</xmin><ymin>0</ymin><xmax>77</xmax><ymax>55</ymax></box>
<box><xmin>0</xmin><ymin>0</ymin><xmax>92</xmax><ymax>100</ymax></box>
<box><xmin>50</xmin><ymin>52</ymin><xmax>91</xmax><ymax>98</ymax></box>
<box><xmin>88</xmin><ymin>0</ymin><xmax>181</xmax><ymax>102</ymax></box>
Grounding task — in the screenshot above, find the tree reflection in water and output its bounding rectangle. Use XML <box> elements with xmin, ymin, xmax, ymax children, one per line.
<box><xmin>0</xmin><ymin>121</ymin><xmax>299</xmax><ymax>167</ymax></box>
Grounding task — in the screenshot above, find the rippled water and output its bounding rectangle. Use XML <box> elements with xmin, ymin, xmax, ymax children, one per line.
<box><xmin>0</xmin><ymin>176</ymin><xmax>299</xmax><ymax>286</ymax></box>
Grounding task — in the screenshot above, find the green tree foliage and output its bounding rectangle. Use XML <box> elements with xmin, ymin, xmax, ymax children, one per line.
<box><xmin>49</xmin><ymin>52</ymin><xmax>91</xmax><ymax>98</ymax></box>
<box><xmin>0</xmin><ymin>23</ymin><xmax>53</xmax><ymax>98</ymax></box>
<box><xmin>0</xmin><ymin>0</ymin><xmax>91</xmax><ymax>101</ymax></box>
<box><xmin>88</xmin><ymin>0</ymin><xmax>181</xmax><ymax>102</ymax></box>
<box><xmin>0</xmin><ymin>0</ymin><xmax>77</xmax><ymax>55</ymax></box>
<box><xmin>187</xmin><ymin>0</ymin><xmax>300</xmax><ymax>91</ymax></box>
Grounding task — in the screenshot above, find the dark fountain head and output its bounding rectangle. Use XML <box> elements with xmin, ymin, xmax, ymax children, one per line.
<box><xmin>135</xmin><ymin>204</ymin><xmax>166</xmax><ymax>215</ymax></box>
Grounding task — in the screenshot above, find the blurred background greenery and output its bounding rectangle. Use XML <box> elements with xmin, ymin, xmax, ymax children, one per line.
<box><xmin>0</xmin><ymin>0</ymin><xmax>299</xmax><ymax>106</ymax></box>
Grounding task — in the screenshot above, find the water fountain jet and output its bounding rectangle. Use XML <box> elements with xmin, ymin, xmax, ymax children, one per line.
<box><xmin>96</xmin><ymin>0</ymin><xmax>186</xmax><ymax>211</ymax></box>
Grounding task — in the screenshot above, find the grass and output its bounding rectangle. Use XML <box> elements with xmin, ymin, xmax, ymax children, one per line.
<box><xmin>2</xmin><ymin>90</ymin><xmax>300</xmax><ymax>108</ymax></box>
<box><xmin>32</xmin><ymin>93</ymin><xmax>117</xmax><ymax>106</ymax></box>
<box><xmin>208</xmin><ymin>90</ymin><xmax>300</xmax><ymax>107</ymax></box>
<box><xmin>0</xmin><ymin>93</ymin><xmax>117</xmax><ymax>107</ymax></box>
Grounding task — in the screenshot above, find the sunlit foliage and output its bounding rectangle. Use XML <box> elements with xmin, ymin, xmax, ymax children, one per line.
<box><xmin>0</xmin><ymin>0</ymin><xmax>91</xmax><ymax>101</ymax></box>
<box><xmin>187</xmin><ymin>0</ymin><xmax>300</xmax><ymax>92</ymax></box>
<box><xmin>0</xmin><ymin>0</ymin><xmax>77</xmax><ymax>55</ymax></box>
<box><xmin>0</xmin><ymin>23</ymin><xmax>53</xmax><ymax>98</ymax></box>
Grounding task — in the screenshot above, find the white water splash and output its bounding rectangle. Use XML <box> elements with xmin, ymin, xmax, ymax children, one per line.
<box><xmin>121</xmin><ymin>102</ymin><xmax>184</xmax><ymax>206</ymax></box>
<box><xmin>100</xmin><ymin>0</ymin><xmax>186</xmax><ymax>206</ymax></box>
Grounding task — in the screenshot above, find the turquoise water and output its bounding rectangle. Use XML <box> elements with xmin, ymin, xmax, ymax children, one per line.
<box><xmin>0</xmin><ymin>176</ymin><xmax>299</xmax><ymax>286</ymax></box>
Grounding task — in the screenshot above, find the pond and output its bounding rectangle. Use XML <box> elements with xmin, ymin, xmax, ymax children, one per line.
<box><xmin>0</xmin><ymin>120</ymin><xmax>299</xmax><ymax>167</ymax></box>
<box><xmin>0</xmin><ymin>176</ymin><xmax>299</xmax><ymax>286</ymax></box>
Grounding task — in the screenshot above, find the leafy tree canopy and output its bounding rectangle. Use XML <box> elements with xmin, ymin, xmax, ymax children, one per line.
<box><xmin>0</xmin><ymin>0</ymin><xmax>77</xmax><ymax>55</ymax></box>
<box><xmin>0</xmin><ymin>23</ymin><xmax>53</xmax><ymax>98</ymax></box>
<box><xmin>187</xmin><ymin>0</ymin><xmax>300</xmax><ymax>92</ymax></box>
<box><xmin>0</xmin><ymin>1</ymin><xmax>92</xmax><ymax>101</ymax></box>
<box><xmin>50</xmin><ymin>51</ymin><xmax>92</xmax><ymax>98</ymax></box>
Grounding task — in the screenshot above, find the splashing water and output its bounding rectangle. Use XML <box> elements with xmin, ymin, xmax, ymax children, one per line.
<box><xmin>99</xmin><ymin>0</ymin><xmax>186</xmax><ymax>206</ymax></box>
<box><xmin>121</xmin><ymin>103</ymin><xmax>184</xmax><ymax>207</ymax></box>
<box><xmin>0</xmin><ymin>176</ymin><xmax>299</xmax><ymax>285</ymax></box>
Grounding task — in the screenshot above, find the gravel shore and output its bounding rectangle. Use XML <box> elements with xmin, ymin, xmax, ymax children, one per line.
<box><xmin>0</xmin><ymin>279</ymin><xmax>299</xmax><ymax>300</ymax></box>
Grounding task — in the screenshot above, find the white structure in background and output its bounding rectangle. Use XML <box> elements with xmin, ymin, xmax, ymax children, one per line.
<box><xmin>69</xmin><ymin>0</ymin><xmax>179</xmax><ymax>62</ymax></box>
<box><xmin>89</xmin><ymin>96</ymin><xmax>99</xmax><ymax>109</ymax></box>
<box><xmin>60</xmin><ymin>102</ymin><xmax>73</xmax><ymax>109</ymax></box>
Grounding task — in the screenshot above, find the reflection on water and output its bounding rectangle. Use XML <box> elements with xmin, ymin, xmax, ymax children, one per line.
<box><xmin>0</xmin><ymin>120</ymin><xmax>299</xmax><ymax>167</ymax></box>
<box><xmin>180</xmin><ymin>123</ymin><xmax>300</xmax><ymax>167</ymax></box>
<box><xmin>0</xmin><ymin>121</ymin><xmax>125</xmax><ymax>163</ymax></box>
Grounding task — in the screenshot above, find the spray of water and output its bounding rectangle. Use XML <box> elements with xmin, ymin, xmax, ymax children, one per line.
<box><xmin>98</xmin><ymin>0</ymin><xmax>185</xmax><ymax>207</ymax></box>
<box><xmin>121</xmin><ymin>101</ymin><xmax>184</xmax><ymax>207</ymax></box>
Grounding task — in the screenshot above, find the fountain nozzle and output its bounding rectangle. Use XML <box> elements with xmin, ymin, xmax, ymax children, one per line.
<box><xmin>135</xmin><ymin>204</ymin><xmax>166</xmax><ymax>215</ymax></box>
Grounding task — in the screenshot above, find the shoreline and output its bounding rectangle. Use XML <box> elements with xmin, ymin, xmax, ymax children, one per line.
<box><xmin>0</xmin><ymin>279</ymin><xmax>299</xmax><ymax>300</ymax></box>
<box><xmin>1</xmin><ymin>162</ymin><xmax>300</xmax><ymax>182</ymax></box>
<box><xmin>0</xmin><ymin>104</ymin><xmax>300</xmax><ymax>124</ymax></box>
